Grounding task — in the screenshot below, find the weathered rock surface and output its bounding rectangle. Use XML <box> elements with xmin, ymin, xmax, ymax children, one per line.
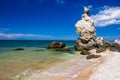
<box><xmin>75</xmin><ymin>7</ymin><xmax>97</xmax><ymax>55</ymax></box>
<box><xmin>48</xmin><ymin>41</ymin><xmax>69</xmax><ymax>51</ymax></box>
<box><xmin>75</xmin><ymin>7</ymin><xmax>96</xmax><ymax>42</ymax></box>
<box><xmin>111</xmin><ymin>42</ymin><xmax>120</xmax><ymax>52</ymax></box>
<box><xmin>114</xmin><ymin>39</ymin><xmax>120</xmax><ymax>45</ymax></box>
<box><xmin>74</xmin><ymin>7</ymin><xmax>120</xmax><ymax>56</ymax></box>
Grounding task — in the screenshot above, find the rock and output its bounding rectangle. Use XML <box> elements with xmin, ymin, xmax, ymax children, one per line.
<box><xmin>86</xmin><ymin>54</ymin><xmax>101</xmax><ymax>59</ymax></box>
<box><xmin>104</xmin><ymin>41</ymin><xmax>112</xmax><ymax>47</ymax></box>
<box><xmin>84</xmin><ymin>7</ymin><xmax>90</xmax><ymax>15</ymax></box>
<box><xmin>96</xmin><ymin>37</ymin><xmax>104</xmax><ymax>46</ymax></box>
<box><xmin>96</xmin><ymin>47</ymin><xmax>105</xmax><ymax>53</ymax></box>
<box><xmin>48</xmin><ymin>41</ymin><xmax>69</xmax><ymax>51</ymax></box>
<box><xmin>80</xmin><ymin>49</ymin><xmax>91</xmax><ymax>55</ymax></box>
<box><xmin>75</xmin><ymin>38</ymin><xmax>96</xmax><ymax>51</ymax></box>
<box><xmin>48</xmin><ymin>41</ymin><xmax>65</xmax><ymax>49</ymax></box>
<box><xmin>74</xmin><ymin>45</ymin><xmax>91</xmax><ymax>55</ymax></box>
<box><xmin>14</xmin><ymin>48</ymin><xmax>24</xmax><ymax>50</ymax></box>
<box><xmin>74</xmin><ymin>6</ymin><xmax>120</xmax><ymax>56</ymax></box>
<box><xmin>104</xmin><ymin>41</ymin><xmax>112</xmax><ymax>51</ymax></box>
<box><xmin>75</xmin><ymin>7</ymin><xmax>96</xmax><ymax>51</ymax></box>
<box><xmin>111</xmin><ymin>43</ymin><xmax>120</xmax><ymax>52</ymax></box>
<box><xmin>114</xmin><ymin>39</ymin><xmax>120</xmax><ymax>45</ymax></box>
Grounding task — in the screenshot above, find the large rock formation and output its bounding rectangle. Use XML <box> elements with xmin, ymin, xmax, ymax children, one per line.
<box><xmin>74</xmin><ymin>7</ymin><xmax>97</xmax><ymax>51</ymax></box>
<box><xmin>74</xmin><ymin>7</ymin><xmax>120</xmax><ymax>55</ymax></box>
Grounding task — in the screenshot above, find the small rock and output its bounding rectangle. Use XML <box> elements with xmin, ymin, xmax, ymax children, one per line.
<box><xmin>75</xmin><ymin>46</ymin><xmax>91</xmax><ymax>55</ymax></box>
<box><xmin>114</xmin><ymin>39</ymin><xmax>120</xmax><ymax>45</ymax></box>
<box><xmin>111</xmin><ymin>43</ymin><xmax>120</xmax><ymax>52</ymax></box>
<box><xmin>48</xmin><ymin>41</ymin><xmax>69</xmax><ymax>51</ymax></box>
<box><xmin>80</xmin><ymin>49</ymin><xmax>91</xmax><ymax>55</ymax></box>
<box><xmin>86</xmin><ymin>54</ymin><xmax>101</xmax><ymax>59</ymax></box>
<box><xmin>14</xmin><ymin>48</ymin><xmax>24</xmax><ymax>50</ymax></box>
<box><xmin>48</xmin><ymin>41</ymin><xmax>66</xmax><ymax>49</ymax></box>
<box><xmin>96</xmin><ymin>37</ymin><xmax>104</xmax><ymax>46</ymax></box>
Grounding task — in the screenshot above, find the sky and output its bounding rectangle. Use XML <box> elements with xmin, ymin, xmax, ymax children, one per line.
<box><xmin>0</xmin><ymin>0</ymin><xmax>120</xmax><ymax>40</ymax></box>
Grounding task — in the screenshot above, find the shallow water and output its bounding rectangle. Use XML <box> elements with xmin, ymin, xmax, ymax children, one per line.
<box><xmin>0</xmin><ymin>48</ymin><xmax>78</xmax><ymax>79</ymax></box>
<box><xmin>0</xmin><ymin>40</ymin><xmax>77</xmax><ymax>79</ymax></box>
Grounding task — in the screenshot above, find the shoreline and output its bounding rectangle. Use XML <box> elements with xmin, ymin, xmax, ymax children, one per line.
<box><xmin>9</xmin><ymin>51</ymin><xmax>120</xmax><ymax>80</ymax></box>
<box><xmin>24</xmin><ymin>54</ymin><xmax>103</xmax><ymax>80</ymax></box>
<box><xmin>74</xmin><ymin>57</ymin><xmax>103</xmax><ymax>80</ymax></box>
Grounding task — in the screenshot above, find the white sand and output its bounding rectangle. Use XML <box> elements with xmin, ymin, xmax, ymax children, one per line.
<box><xmin>89</xmin><ymin>51</ymin><xmax>120</xmax><ymax>80</ymax></box>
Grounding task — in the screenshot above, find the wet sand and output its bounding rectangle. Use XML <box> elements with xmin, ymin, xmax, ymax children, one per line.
<box><xmin>25</xmin><ymin>55</ymin><xmax>103</xmax><ymax>80</ymax></box>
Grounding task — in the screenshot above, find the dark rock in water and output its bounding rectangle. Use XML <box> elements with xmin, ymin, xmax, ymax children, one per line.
<box><xmin>14</xmin><ymin>48</ymin><xmax>24</xmax><ymax>50</ymax></box>
<box><xmin>111</xmin><ymin>43</ymin><xmax>120</xmax><ymax>52</ymax></box>
<box><xmin>86</xmin><ymin>54</ymin><xmax>101</xmax><ymax>59</ymax></box>
<box><xmin>48</xmin><ymin>41</ymin><xmax>66</xmax><ymax>49</ymax></box>
<box><xmin>48</xmin><ymin>41</ymin><xmax>69</xmax><ymax>51</ymax></box>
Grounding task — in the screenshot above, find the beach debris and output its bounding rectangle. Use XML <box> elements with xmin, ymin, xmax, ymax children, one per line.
<box><xmin>48</xmin><ymin>41</ymin><xmax>69</xmax><ymax>51</ymax></box>
<box><xmin>14</xmin><ymin>48</ymin><xmax>24</xmax><ymax>50</ymax></box>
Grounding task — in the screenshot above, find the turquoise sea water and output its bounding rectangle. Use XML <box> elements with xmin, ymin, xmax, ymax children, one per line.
<box><xmin>0</xmin><ymin>40</ymin><xmax>77</xmax><ymax>80</ymax></box>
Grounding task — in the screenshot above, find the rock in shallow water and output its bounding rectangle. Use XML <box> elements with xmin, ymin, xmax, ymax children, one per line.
<box><xmin>48</xmin><ymin>41</ymin><xmax>65</xmax><ymax>49</ymax></box>
<box><xmin>48</xmin><ymin>41</ymin><xmax>69</xmax><ymax>51</ymax></box>
<box><xmin>14</xmin><ymin>48</ymin><xmax>24</xmax><ymax>50</ymax></box>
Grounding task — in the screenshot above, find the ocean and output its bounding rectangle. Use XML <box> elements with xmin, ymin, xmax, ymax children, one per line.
<box><xmin>0</xmin><ymin>40</ymin><xmax>77</xmax><ymax>80</ymax></box>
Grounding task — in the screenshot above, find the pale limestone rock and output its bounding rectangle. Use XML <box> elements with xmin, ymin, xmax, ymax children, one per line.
<box><xmin>75</xmin><ymin>7</ymin><xmax>120</xmax><ymax>54</ymax></box>
<box><xmin>96</xmin><ymin>37</ymin><xmax>104</xmax><ymax>46</ymax></box>
<box><xmin>75</xmin><ymin>7</ymin><xmax>96</xmax><ymax>51</ymax></box>
<box><xmin>75</xmin><ymin>7</ymin><xmax>96</xmax><ymax>41</ymax></box>
<box><xmin>114</xmin><ymin>39</ymin><xmax>120</xmax><ymax>45</ymax></box>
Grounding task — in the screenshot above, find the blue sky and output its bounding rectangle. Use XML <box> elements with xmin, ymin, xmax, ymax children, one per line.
<box><xmin>0</xmin><ymin>0</ymin><xmax>120</xmax><ymax>40</ymax></box>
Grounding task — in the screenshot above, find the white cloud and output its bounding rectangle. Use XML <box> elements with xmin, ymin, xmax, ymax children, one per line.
<box><xmin>91</xmin><ymin>6</ymin><xmax>120</xmax><ymax>27</ymax></box>
<box><xmin>0</xmin><ymin>32</ymin><xmax>53</xmax><ymax>39</ymax></box>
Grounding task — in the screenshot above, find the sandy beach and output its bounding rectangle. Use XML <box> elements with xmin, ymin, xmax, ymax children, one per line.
<box><xmin>20</xmin><ymin>51</ymin><xmax>120</xmax><ymax>80</ymax></box>
<box><xmin>24</xmin><ymin>53</ymin><xmax>103</xmax><ymax>80</ymax></box>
